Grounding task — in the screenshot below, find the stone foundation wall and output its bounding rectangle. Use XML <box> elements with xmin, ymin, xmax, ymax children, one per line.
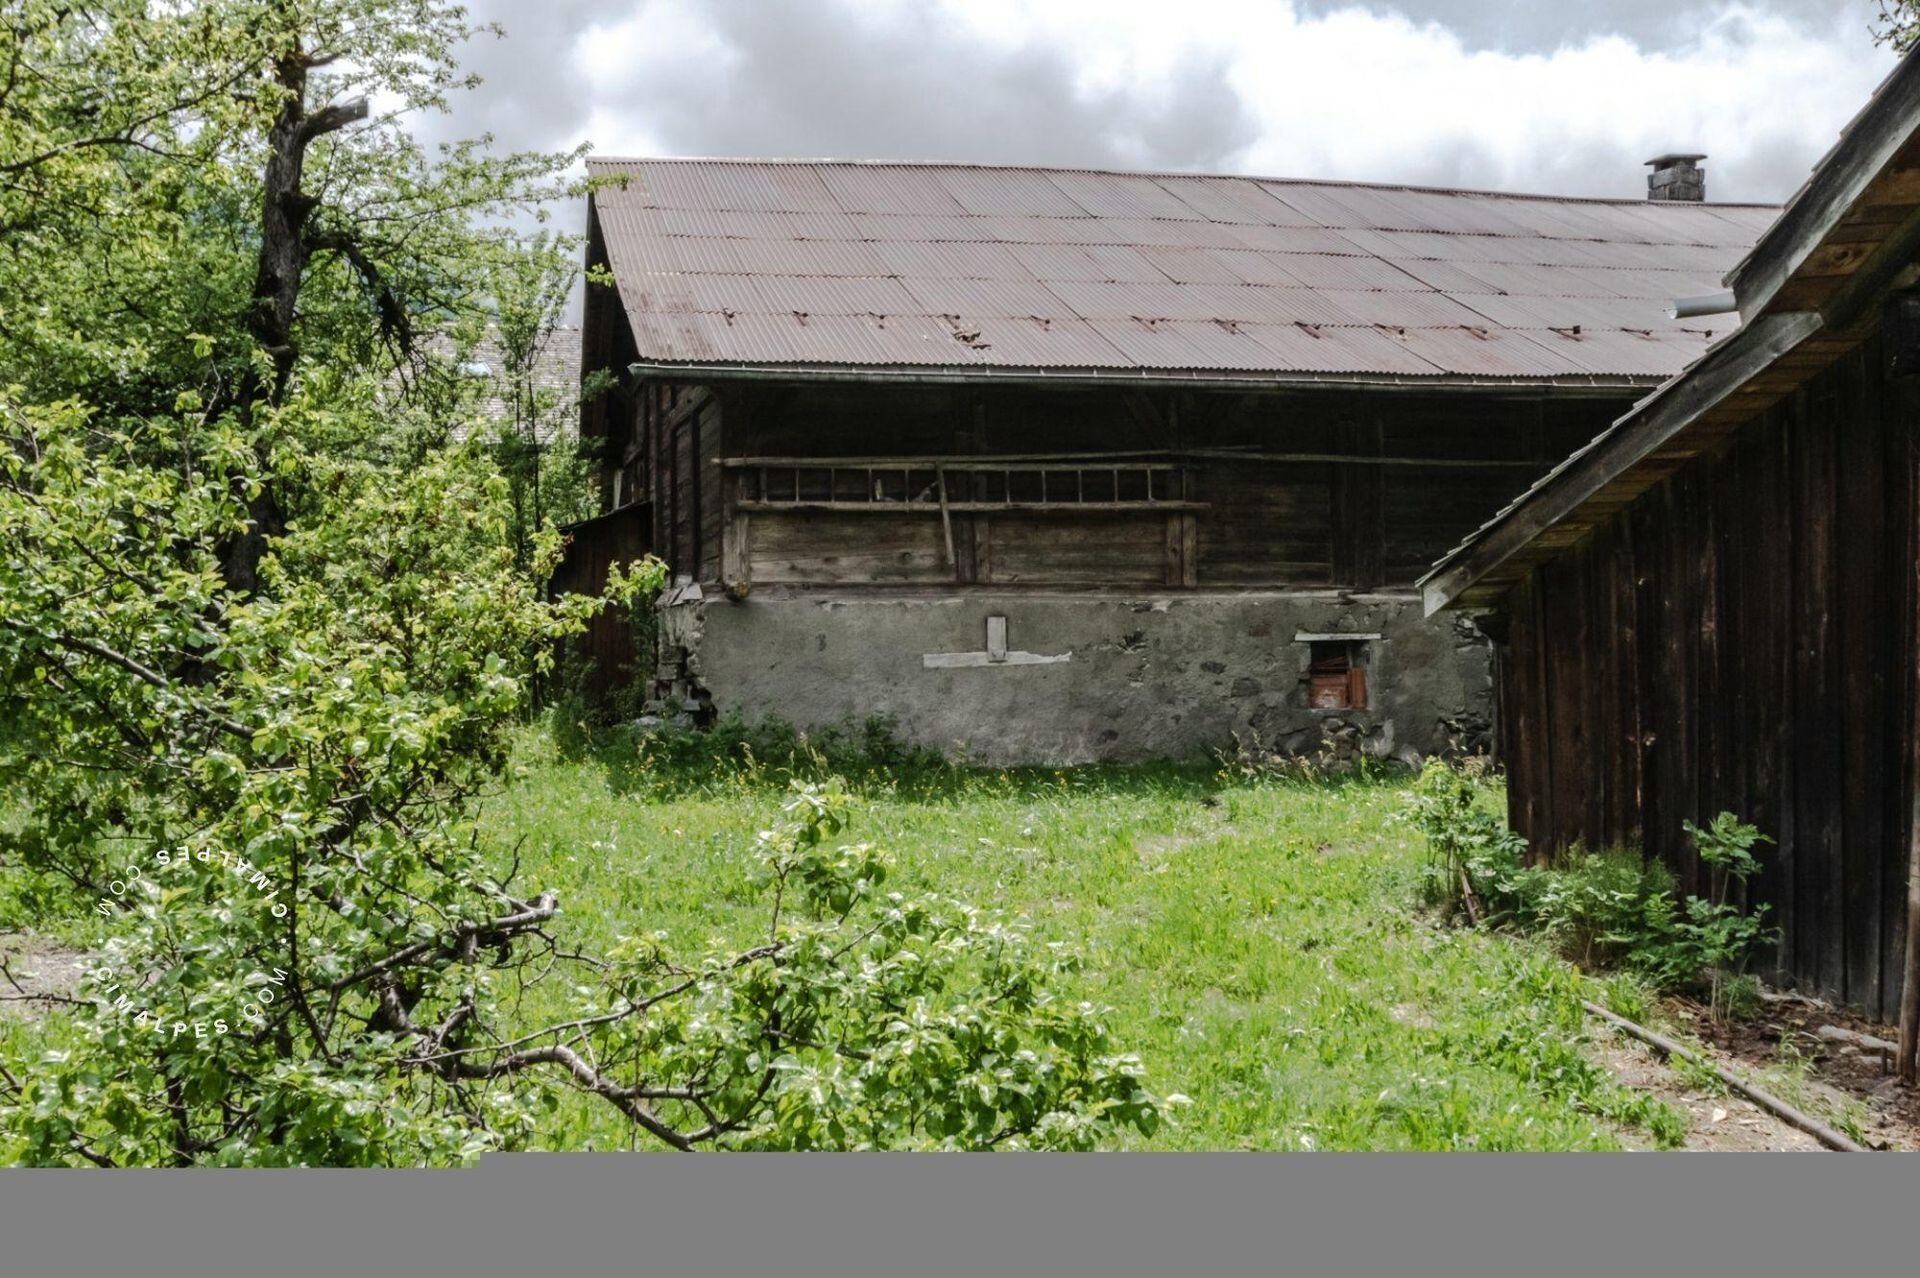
<box><xmin>654</xmin><ymin>588</ymin><xmax>1492</xmax><ymax>767</ymax></box>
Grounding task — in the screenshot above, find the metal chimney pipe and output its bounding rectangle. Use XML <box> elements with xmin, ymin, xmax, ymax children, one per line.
<box><xmin>1668</xmin><ymin>290</ymin><xmax>1737</xmax><ymax>319</ymax></box>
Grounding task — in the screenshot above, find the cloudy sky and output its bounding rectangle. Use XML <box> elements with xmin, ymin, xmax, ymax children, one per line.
<box><xmin>438</xmin><ymin>1</ymin><xmax>1902</xmax><ymax>289</ymax></box>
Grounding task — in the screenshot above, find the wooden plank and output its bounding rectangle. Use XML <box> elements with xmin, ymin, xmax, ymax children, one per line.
<box><xmin>1792</xmin><ymin>380</ymin><xmax>1845</xmax><ymax>994</ymax></box>
<box><xmin>1696</xmin><ymin>454</ymin><xmax>1726</xmax><ymax>865</ymax></box>
<box><xmin>1613</xmin><ymin>510</ymin><xmax>1645</xmax><ymax>852</ymax></box>
<box><xmin>1837</xmin><ymin>344</ymin><xmax>1888</xmax><ymax>1007</ymax></box>
<box><xmin>1502</xmin><ymin>579</ymin><xmax>1540</xmax><ymax>853</ymax></box>
<box><xmin>722</xmin><ymin>509</ymin><xmax>751</xmax><ymax>598</ymax></box>
<box><xmin>1523</xmin><ymin>575</ymin><xmax>1555</xmax><ymax>862</ymax></box>
<box><xmin>749</xmin><ymin>513</ymin><xmax>952</xmax><ymax>584</ymax></box>
<box><xmin>735</xmin><ymin>500</ymin><xmax>1209</xmax><ymax>514</ymax></box>
<box><xmin>985</xmin><ymin>514</ymin><xmax>1170</xmax><ymax>586</ymax></box>
<box><xmin>1630</xmin><ymin>495</ymin><xmax>1666</xmax><ymax>872</ymax></box>
<box><xmin>720</xmin><ymin>453</ymin><xmax>1185</xmax><ymax>469</ymax></box>
<box><xmin>1886</xmin><ymin>335</ymin><xmax>1918</xmax><ymax>1024</ymax></box>
<box><xmin>1655</xmin><ymin>474</ymin><xmax>1698</xmax><ymax>890</ymax></box>
<box><xmin>1902</xmin><ymin>342</ymin><xmax>1920</xmax><ymax>1062</ymax></box>
<box><xmin>1767</xmin><ymin>404</ymin><xmax>1800</xmax><ymax>985</ymax></box>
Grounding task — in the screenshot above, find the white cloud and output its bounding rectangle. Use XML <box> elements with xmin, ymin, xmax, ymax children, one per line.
<box><xmin>548</xmin><ymin>0</ymin><xmax>1895</xmax><ymax>201</ymax></box>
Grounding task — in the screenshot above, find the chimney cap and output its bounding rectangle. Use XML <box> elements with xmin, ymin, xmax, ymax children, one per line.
<box><xmin>1645</xmin><ymin>153</ymin><xmax>1707</xmax><ymax>167</ymax></box>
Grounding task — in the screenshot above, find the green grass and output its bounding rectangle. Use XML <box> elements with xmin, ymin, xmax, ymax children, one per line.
<box><xmin>470</xmin><ymin>733</ymin><xmax>1683</xmax><ymax>1151</ymax></box>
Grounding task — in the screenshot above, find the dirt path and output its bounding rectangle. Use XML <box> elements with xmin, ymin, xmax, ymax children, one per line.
<box><xmin>1594</xmin><ymin>993</ymin><xmax>1920</xmax><ymax>1152</ymax></box>
<box><xmin>0</xmin><ymin>933</ymin><xmax>90</xmax><ymax>1019</ymax></box>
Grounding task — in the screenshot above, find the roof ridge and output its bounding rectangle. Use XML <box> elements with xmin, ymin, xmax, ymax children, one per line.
<box><xmin>584</xmin><ymin>155</ymin><xmax>1781</xmax><ymax>210</ymax></box>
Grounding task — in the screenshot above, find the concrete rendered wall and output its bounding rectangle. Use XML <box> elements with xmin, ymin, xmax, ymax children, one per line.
<box><xmin>658</xmin><ymin>590</ymin><xmax>1493</xmax><ymax>766</ymax></box>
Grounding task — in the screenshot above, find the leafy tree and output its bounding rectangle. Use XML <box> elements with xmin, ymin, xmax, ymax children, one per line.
<box><xmin>1877</xmin><ymin>1</ymin><xmax>1920</xmax><ymax>52</ymax></box>
<box><xmin>0</xmin><ymin>1</ymin><xmax>1161</xmax><ymax>1163</ymax></box>
<box><xmin>468</xmin><ymin>233</ymin><xmax>606</xmax><ymax>576</ymax></box>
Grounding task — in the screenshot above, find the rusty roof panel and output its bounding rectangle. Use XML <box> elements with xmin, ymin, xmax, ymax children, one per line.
<box><xmin>1042</xmin><ymin>279</ymin><xmax>1359</xmax><ymax>325</ymax></box>
<box><xmin>898</xmin><ymin>276</ymin><xmax>1076</xmax><ymax>320</ymax></box>
<box><xmin>1207</xmin><ymin>249</ymin><xmax>1311</xmax><ymax>286</ymax></box>
<box><xmin>1314</xmin><ymin>288</ymin><xmax>1499</xmax><ymax>328</ymax></box>
<box><xmin>998</xmin><ymin>243</ymin><xmax>1138</xmax><ymax>283</ymax></box>
<box><xmin>1136</xmin><ymin>246</ymin><xmax>1248</xmax><ymax>285</ymax></box>
<box><xmin>966</xmin><ymin>315</ymin><xmax>1133</xmax><ymax>366</ymax></box>
<box><xmin>1393</xmin><ymin>326</ymin><xmax>1587</xmax><ymax>378</ymax></box>
<box><xmin>871</xmin><ymin>239</ymin><xmax>1030</xmax><ymax>281</ymax></box>
<box><xmin>814</xmin><ymin>164</ymin><xmax>969</xmax><ymax>215</ymax></box>
<box><xmin>1524</xmin><ymin>326</ymin><xmax>1715</xmax><ymax>377</ymax></box>
<box><xmin>1046</xmin><ymin>170</ymin><xmax>1202</xmax><ymax>219</ymax></box>
<box><xmin>1255</xmin><ymin>252</ymin><xmax>1428</xmax><ymax>292</ymax></box>
<box><xmin>1077</xmin><ymin>244</ymin><xmax>1178</xmax><ymax>283</ymax></box>
<box><xmin>1237</xmin><ymin>322</ymin><xmax>1446</xmax><ymax>375</ymax></box>
<box><xmin>934</xmin><ymin>167</ymin><xmax>1090</xmax><ymax>216</ymax></box>
<box><xmin>1089</xmin><ymin>217</ymin><xmax>1252</xmax><ymax>249</ymax></box>
<box><xmin>1149</xmin><ymin>175</ymin><xmax>1320</xmax><ymax>225</ymax></box>
<box><xmin>590</xmin><ymin>158</ymin><xmax>1776</xmax><ymax>380</ymax></box>
<box><xmin>1220</xmin><ymin>222</ymin><xmax>1379</xmax><ymax>255</ymax></box>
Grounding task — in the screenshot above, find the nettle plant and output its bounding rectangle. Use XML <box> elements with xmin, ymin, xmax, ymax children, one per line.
<box><xmin>1654</xmin><ymin>815</ymin><xmax>1777</xmax><ymax>1015</ymax></box>
<box><xmin>1400</xmin><ymin>765</ymin><xmax>1777</xmax><ymax>1015</ymax></box>
<box><xmin>1399</xmin><ymin>760</ymin><xmax>1528</xmax><ymax>925</ymax></box>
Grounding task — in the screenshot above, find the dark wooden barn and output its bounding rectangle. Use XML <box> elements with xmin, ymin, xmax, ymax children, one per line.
<box><xmin>566</xmin><ymin>156</ymin><xmax>1773</xmax><ymax>765</ymax></box>
<box><xmin>1425</xmin><ymin>56</ymin><xmax>1920</xmax><ymax>1057</ymax></box>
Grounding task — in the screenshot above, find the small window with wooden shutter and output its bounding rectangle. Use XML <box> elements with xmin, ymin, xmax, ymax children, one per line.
<box><xmin>1305</xmin><ymin>640</ymin><xmax>1369</xmax><ymax>711</ymax></box>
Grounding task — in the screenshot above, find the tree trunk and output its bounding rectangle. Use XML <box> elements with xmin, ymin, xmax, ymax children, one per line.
<box><xmin>222</xmin><ymin>45</ymin><xmax>367</xmax><ymax>596</ymax></box>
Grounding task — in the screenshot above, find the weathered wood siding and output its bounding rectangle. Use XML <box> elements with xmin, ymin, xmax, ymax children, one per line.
<box><xmin>679</xmin><ymin>382</ymin><xmax>1610</xmax><ymax>593</ymax></box>
<box><xmin>1500</xmin><ymin>335</ymin><xmax>1918</xmax><ymax>1016</ymax></box>
<box><xmin>550</xmin><ymin>502</ymin><xmax>655</xmax><ymax>703</ymax></box>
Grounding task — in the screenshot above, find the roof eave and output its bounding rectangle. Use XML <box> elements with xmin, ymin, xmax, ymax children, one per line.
<box><xmin>1423</xmin><ymin>51</ymin><xmax>1920</xmax><ymax>615</ymax></box>
<box><xmin>1724</xmin><ymin>56</ymin><xmax>1920</xmax><ymax>321</ymax></box>
<box><xmin>624</xmin><ymin>359</ymin><xmax>1662</xmax><ymax>397</ymax></box>
<box><xmin>1418</xmin><ymin>310</ymin><xmax>1825</xmax><ymax>615</ymax></box>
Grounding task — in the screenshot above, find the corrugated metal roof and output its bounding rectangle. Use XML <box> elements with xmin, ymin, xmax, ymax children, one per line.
<box><xmin>589</xmin><ymin>158</ymin><xmax>1776</xmax><ymax>382</ymax></box>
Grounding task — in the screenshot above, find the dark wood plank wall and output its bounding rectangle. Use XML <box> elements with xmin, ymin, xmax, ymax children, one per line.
<box><xmin>550</xmin><ymin>503</ymin><xmax>655</xmax><ymax>703</ymax></box>
<box><xmin>684</xmin><ymin>382</ymin><xmax>1610</xmax><ymax>592</ymax></box>
<box><xmin>1500</xmin><ymin>335</ymin><xmax>1918</xmax><ymax>1016</ymax></box>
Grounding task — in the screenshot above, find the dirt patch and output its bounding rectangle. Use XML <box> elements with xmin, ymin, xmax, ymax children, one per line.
<box><xmin>0</xmin><ymin>933</ymin><xmax>91</xmax><ymax>1019</ymax></box>
<box><xmin>1680</xmin><ymin>993</ymin><xmax>1920</xmax><ymax>1152</ymax></box>
<box><xmin>1133</xmin><ymin>815</ymin><xmax>1236</xmax><ymax>867</ymax></box>
<box><xmin>1595</xmin><ymin>1034</ymin><xmax>1825</xmax><ymax>1151</ymax></box>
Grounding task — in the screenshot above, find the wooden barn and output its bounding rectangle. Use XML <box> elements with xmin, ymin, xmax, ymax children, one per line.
<box><xmin>1424</xmin><ymin>56</ymin><xmax>1920</xmax><ymax>1053</ymax></box>
<box><xmin>567</xmin><ymin>155</ymin><xmax>1774</xmax><ymax>764</ymax></box>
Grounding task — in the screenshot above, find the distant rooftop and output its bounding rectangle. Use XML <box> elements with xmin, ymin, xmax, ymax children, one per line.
<box><xmin>587</xmin><ymin>157</ymin><xmax>1779</xmax><ymax>387</ymax></box>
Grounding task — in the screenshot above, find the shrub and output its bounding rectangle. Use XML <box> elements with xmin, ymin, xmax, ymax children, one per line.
<box><xmin>1399</xmin><ymin>766</ymin><xmax>1778</xmax><ymax>1017</ymax></box>
<box><xmin>603</xmin><ymin>712</ymin><xmax>955</xmax><ymax>798</ymax></box>
<box><xmin>1398</xmin><ymin>760</ymin><xmax>1528</xmax><ymax>922</ymax></box>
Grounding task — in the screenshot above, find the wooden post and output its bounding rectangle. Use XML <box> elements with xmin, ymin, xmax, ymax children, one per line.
<box><xmin>935</xmin><ymin>463</ymin><xmax>956</xmax><ymax>573</ymax></box>
<box><xmin>1901</xmin><ymin>427</ymin><xmax>1920</xmax><ymax>1085</ymax></box>
<box><xmin>721</xmin><ymin>469</ymin><xmax>751</xmax><ymax>600</ymax></box>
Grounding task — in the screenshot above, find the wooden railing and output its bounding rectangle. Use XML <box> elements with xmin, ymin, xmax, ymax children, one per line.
<box><xmin>715</xmin><ymin>454</ymin><xmax>1204</xmax><ymax>596</ymax></box>
<box><xmin>720</xmin><ymin>456</ymin><xmax>1204</xmax><ymax>514</ymax></box>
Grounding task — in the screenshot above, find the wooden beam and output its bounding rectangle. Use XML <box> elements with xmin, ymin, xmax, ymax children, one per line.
<box><xmin>736</xmin><ymin>500</ymin><xmax>1208</xmax><ymax>513</ymax></box>
<box><xmin>1727</xmin><ymin>54</ymin><xmax>1920</xmax><ymax>321</ymax></box>
<box><xmin>719</xmin><ymin>451</ymin><xmax>1542</xmax><ymax>470</ymax></box>
<box><xmin>1902</xmin><ymin>424</ymin><xmax>1920</xmax><ymax>1084</ymax></box>
<box><xmin>720</xmin><ymin>453</ymin><xmax>1181</xmax><ymax>468</ymax></box>
<box><xmin>935</xmin><ymin>463</ymin><xmax>956</xmax><ymax>571</ymax></box>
